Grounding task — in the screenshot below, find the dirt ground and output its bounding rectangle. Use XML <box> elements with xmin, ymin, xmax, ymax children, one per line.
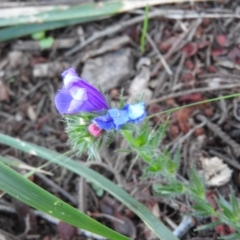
<box><xmin>1</xmin><ymin>0</ymin><xmax>240</xmax><ymax>239</ymax></box>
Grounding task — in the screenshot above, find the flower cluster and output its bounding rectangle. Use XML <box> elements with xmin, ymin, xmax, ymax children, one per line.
<box><xmin>55</xmin><ymin>68</ymin><xmax>146</xmax><ymax>137</ymax></box>
<box><xmin>55</xmin><ymin>68</ymin><xmax>109</xmax><ymax>114</ymax></box>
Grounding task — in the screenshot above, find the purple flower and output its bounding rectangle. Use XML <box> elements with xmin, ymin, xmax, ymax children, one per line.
<box><xmin>55</xmin><ymin>68</ymin><xmax>109</xmax><ymax>114</ymax></box>
<box><xmin>93</xmin><ymin>102</ymin><xmax>146</xmax><ymax>131</ymax></box>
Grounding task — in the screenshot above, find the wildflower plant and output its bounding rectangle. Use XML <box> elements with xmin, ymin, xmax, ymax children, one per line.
<box><xmin>55</xmin><ymin>67</ymin><xmax>147</xmax><ymax>159</ymax></box>
<box><xmin>55</xmin><ymin>67</ymin><xmax>240</xmax><ymax>239</ymax></box>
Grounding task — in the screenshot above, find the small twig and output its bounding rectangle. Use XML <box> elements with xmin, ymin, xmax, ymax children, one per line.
<box><xmin>172</xmin><ymin>53</ymin><xmax>186</xmax><ymax>87</ymax></box>
<box><xmin>170</xmin><ymin>121</ymin><xmax>206</xmax><ymax>154</ymax></box>
<box><xmin>147</xmin><ymin>83</ymin><xmax>240</xmax><ymax>105</ymax></box>
<box><xmin>36</xmin><ymin>172</ymin><xmax>78</xmax><ymax>205</ymax></box>
<box><xmin>173</xmin><ymin>215</ymin><xmax>195</xmax><ymax>238</ymax></box>
<box><xmin>209</xmin><ymin>150</ymin><xmax>240</xmax><ymax>171</ymax></box>
<box><xmin>146</xmin><ymin>33</ymin><xmax>173</xmax><ymax>75</ymax></box>
<box><xmin>85</xmin><ymin>161</ymin><xmax>122</xmax><ymax>185</ymax></box>
<box><xmin>0</xmin><ymin>204</ymin><xmax>107</xmax><ymax>240</ymax></box>
<box><xmin>88</xmin><ymin>212</ymin><xmax>125</xmax><ymax>224</ymax></box>
<box><xmin>65</xmin><ymin>7</ymin><xmax>236</xmax><ymax>56</ymax></box>
<box><xmin>217</xmin><ymin>95</ymin><xmax>228</xmax><ymax>125</ymax></box>
<box><xmin>233</xmin><ymin>98</ymin><xmax>240</xmax><ymax>122</ymax></box>
<box><xmin>18</xmin><ymin>81</ymin><xmax>46</xmax><ymax>103</ymax></box>
<box><xmin>196</xmin><ymin>114</ymin><xmax>240</xmax><ymax>157</ymax></box>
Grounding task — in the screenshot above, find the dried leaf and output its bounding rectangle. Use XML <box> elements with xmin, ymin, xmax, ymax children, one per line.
<box><xmin>0</xmin><ymin>81</ymin><xmax>9</xmax><ymax>101</ymax></box>
<box><xmin>175</xmin><ymin>107</ymin><xmax>194</xmax><ymax>133</ymax></box>
<box><xmin>199</xmin><ymin>157</ymin><xmax>232</xmax><ymax>187</ymax></box>
<box><xmin>129</xmin><ymin>64</ymin><xmax>150</xmax><ymax>100</ymax></box>
<box><xmin>182</xmin><ymin>42</ymin><xmax>198</xmax><ymax>57</ymax></box>
<box><xmin>113</xmin><ymin>213</ymin><xmax>136</xmax><ymax>239</ymax></box>
<box><xmin>184</xmin><ymin>59</ymin><xmax>195</xmax><ymax>70</ymax></box>
<box><xmin>57</xmin><ymin>221</ymin><xmax>78</xmax><ymax>240</ymax></box>
<box><xmin>216</xmin><ymin>34</ymin><xmax>228</xmax><ymax>47</ymax></box>
<box><xmin>228</xmin><ymin>47</ymin><xmax>240</xmax><ymax>65</ymax></box>
<box><xmin>27</xmin><ymin>105</ymin><xmax>37</xmax><ymax>122</ymax></box>
<box><xmin>211</xmin><ymin>47</ymin><xmax>227</xmax><ymax>57</ymax></box>
<box><xmin>178</xmin><ymin>93</ymin><xmax>202</xmax><ymax>103</ymax></box>
<box><xmin>99</xmin><ymin>196</ymin><xmax>119</xmax><ymax>215</ymax></box>
<box><xmin>13</xmin><ymin>199</ymin><xmax>37</xmax><ymax>234</ymax></box>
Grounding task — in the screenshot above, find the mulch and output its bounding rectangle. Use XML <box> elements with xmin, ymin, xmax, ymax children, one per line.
<box><xmin>1</xmin><ymin>0</ymin><xmax>240</xmax><ymax>239</ymax></box>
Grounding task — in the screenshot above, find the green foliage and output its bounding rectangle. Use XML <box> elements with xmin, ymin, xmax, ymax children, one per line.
<box><xmin>31</xmin><ymin>31</ymin><xmax>54</xmax><ymax>50</ymax></box>
<box><xmin>0</xmin><ymin>161</ymin><xmax>129</xmax><ymax>240</ymax></box>
<box><xmin>191</xmin><ymin>199</ymin><xmax>216</xmax><ymax>217</ymax></box>
<box><xmin>64</xmin><ymin>113</ymin><xmax>102</xmax><ymax>160</ymax></box>
<box><xmin>91</xmin><ymin>183</ymin><xmax>104</xmax><ymax>197</ymax></box>
<box><xmin>39</xmin><ymin>37</ymin><xmax>54</xmax><ymax>50</ymax></box>
<box><xmin>0</xmin><ymin>132</ymin><xmax>180</xmax><ymax>240</ymax></box>
<box><xmin>140</xmin><ymin>4</ymin><xmax>149</xmax><ymax>53</ymax></box>
<box><xmin>153</xmin><ymin>182</ymin><xmax>186</xmax><ymax>198</ymax></box>
<box><xmin>188</xmin><ymin>169</ymin><xmax>206</xmax><ymax>200</ymax></box>
<box><xmin>32</xmin><ymin>31</ymin><xmax>45</xmax><ymax>40</ymax></box>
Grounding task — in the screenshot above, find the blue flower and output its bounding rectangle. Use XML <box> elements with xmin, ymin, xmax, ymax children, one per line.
<box><xmin>55</xmin><ymin>68</ymin><xmax>109</xmax><ymax>114</ymax></box>
<box><xmin>93</xmin><ymin>102</ymin><xmax>146</xmax><ymax>131</ymax></box>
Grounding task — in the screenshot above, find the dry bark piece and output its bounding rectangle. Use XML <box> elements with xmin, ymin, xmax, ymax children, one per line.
<box><xmin>27</xmin><ymin>105</ymin><xmax>37</xmax><ymax>122</ymax></box>
<box><xmin>81</xmin><ymin>48</ymin><xmax>133</xmax><ymax>91</ymax></box>
<box><xmin>129</xmin><ymin>58</ymin><xmax>150</xmax><ymax>100</ymax></box>
<box><xmin>8</xmin><ymin>51</ymin><xmax>29</xmax><ymax>68</ymax></box>
<box><xmin>199</xmin><ymin>156</ymin><xmax>232</xmax><ymax>187</ymax></box>
<box><xmin>33</xmin><ymin>62</ymin><xmax>70</xmax><ymax>78</ymax></box>
<box><xmin>82</xmin><ymin>35</ymin><xmax>131</xmax><ymax>61</ymax></box>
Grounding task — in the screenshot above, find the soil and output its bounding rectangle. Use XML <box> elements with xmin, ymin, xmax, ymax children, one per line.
<box><xmin>1</xmin><ymin>0</ymin><xmax>240</xmax><ymax>239</ymax></box>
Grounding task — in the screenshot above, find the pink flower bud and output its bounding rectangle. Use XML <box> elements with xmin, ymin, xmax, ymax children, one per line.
<box><xmin>88</xmin><ymin>123</ymin><xmax>102</xmax><ymax>137</ymax></box>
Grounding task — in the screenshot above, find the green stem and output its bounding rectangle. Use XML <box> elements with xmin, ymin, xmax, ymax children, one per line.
<box><xmin>147</xmin><ymin>92</ymin><xmax>240</xmax><ymax>119</ymax></box>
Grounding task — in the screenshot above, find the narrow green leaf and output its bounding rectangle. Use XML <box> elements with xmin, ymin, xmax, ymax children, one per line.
<box><xmin>0</xmin><ymin>2</ymin><xmax>122</xmax><ymax>27</ymax></box>
<box><xmin>140</xmin><ymin>4</ymin><xmax>149</xmax><ymax>53</ymax></box>
<box><xmin>0</xmin><ymin>162</ymin><xmax>129</xmax><ymax>240</ymax></box>
<box><xmin>0</xmin><ymin>133</ymin><xmax>179</xmax><ymax>240</ymax></box>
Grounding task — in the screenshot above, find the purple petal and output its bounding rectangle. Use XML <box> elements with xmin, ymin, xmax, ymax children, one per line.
<box><xmin>69</xmin><ymin>85</ymin><xmax>88</xmax><ymax>101</ymax></box>
<box><xmin>55</xmin><ymin>67</ymin><xmax>109</xmax><ymax>114</ymax></box>
<box><xmin>54</xmin><ymin>88</ymin><xmax>73</xmax><ymax>114</ymax></box>
<box><xmin>63</xmin><ymin>68</ymin><xmax>80</xmax><ymax>89</ymax></box>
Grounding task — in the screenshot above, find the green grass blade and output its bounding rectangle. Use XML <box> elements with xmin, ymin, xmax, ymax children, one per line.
<box><xmin>0</xmin><ymin>133</ymin><xmax>179</xmax><ymax>240</ymax></box>
<box><xmin>0</xmin><ymin>161</ymin><xmax>130</xmax><ymax>240</ymax></box>
<box><xmin>0</xmin><ymin>17</ymin><xmax>104</xmax><ymax>42</ymax></box>
<box><xmin>140</xmin><ymin>4</ymin><xmax>149</xmax><ymax>53</ymax></box>
<box><xmin>0</xmin><ymin>2</ymin><xmax>122</xmax><ymax>27</ymax></box>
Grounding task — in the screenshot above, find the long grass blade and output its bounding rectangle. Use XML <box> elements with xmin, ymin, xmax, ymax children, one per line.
<box><xmin>0</xmin><ymin>161</ymin><xmax>130</xmax><ymax>240</ymax></box>
<box><xmin>0</xmin><ymin>133</ymin><xmax>179</xmax><ymax>240</ymax></box>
